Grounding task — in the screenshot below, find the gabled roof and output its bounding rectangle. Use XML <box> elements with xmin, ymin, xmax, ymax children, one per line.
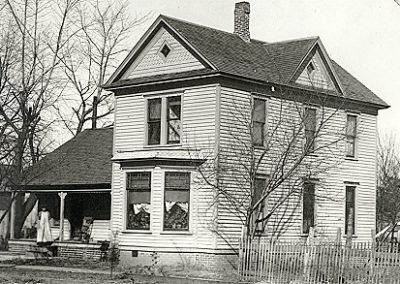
<box><xmin>25</xmin><ymin>128</ymin><xmax>113</xmax><ymax>190</ymax></box>
<box><xmin>106</xmin><ymin>15</ymin><xmax>389</xmax><ymax>109</ymax></box>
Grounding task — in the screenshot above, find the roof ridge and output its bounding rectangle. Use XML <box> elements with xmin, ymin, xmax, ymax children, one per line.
<box><xmin>265</xmin><ymin>36</ymin><xmax>319</xmax><ymax>46</ymax></box>
<box><xmin>160</xmin><ymin>15</ymin><xmax>239</xmax><ymax>37</ymax></box>
<box><xmin>161</xmin><ymin>15</ymin><xmax>313</xmax><ymax>46</ymax></box>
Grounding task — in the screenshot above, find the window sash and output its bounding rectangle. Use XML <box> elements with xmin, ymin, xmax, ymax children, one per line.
<box><xmin>126</xmin><ymin>172</ymin><xmax>151</xmax><ymax>230</ymax></box>
<box><xmin>346</xmin><ymin>115</ymin><xmax>357</xmax><ymax>157</ymax></box>
<box><xmin>345</xmin><ymin>186</ymin><xmax>356</xmax><ymax>235</ymax></box>
<box><xmin>252</xmin><ymin>98</ymin><xmax>266</xmax><ymax>146</ymax></box>
<box><xmin>253</xmin><ymin>178</ymin><xmax>267</xmax><ymax>234</ymax></box>
<box><xmin>304</xmin><ymin>108</ymin><xmax>317</xmax><ymax>151</ymax></box>
<box><xmin>147</xmin><ymin>98</ymin><xmax>162</xmax><ymax>145</ymax></box>
<box><xmin>164</xmin><ymin>172</ymin><xmax>190</xmax><ymax>231</ymax></box>
<box><xmin>167</xmin><ymin>96</ymin><xmax>181</xmax><ymax>144</ymax></box>
<box><xmin>302</xmin><ymin>183</ymin><xmax>315</xmax><ymax>234</ymax></box>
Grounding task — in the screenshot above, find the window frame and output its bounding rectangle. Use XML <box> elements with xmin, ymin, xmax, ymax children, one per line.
<box><xmin>147</xmin><ymin>98</ymin><xmax>162</xmax><ymax>145</ymax></box>
<box><xmin>253</xmin><ymin>176</ymin><xmax>268</xmax><ymax>234</ymax></box>
<box><xmin>162</xmin><ymin>171</ymin><xmax>191</xmax><ymax>232</ymax></box>
<box><xmin>145</xmin><ymin>94</ymin><xmax>183</xmax><ymax>146</ymax></box>
<box><xmin>345</xmin><ymin>185</ymin><xmax>356</xmax><ymax>236</ymax></box>
<box><xmin>345</xmin><ymin>114</ymin><xmax>358</xmax><ymax>158</ymax></box>
<box><xmin>304</xmin><ymin>106</ymin><xmax>317</xmax><ymax>152</ymax></box>
<box><xmin>252</xmin><ymin>97</ymin><xmax>267</xmax><ymax>147</ymax></box>
<box><xmin>302</xmin><ymin>182</ymin><xmax>316</xmax><ymax>235</ymax></box>
<box><xmin>166</xmin><ymin>96</ymin><xmax>182</xmax><ymax>144</ymax></box>
<box><xmin>124</xmin><ymin>170</ymin><xmax>153</xmax><ymax>231</ymax></box>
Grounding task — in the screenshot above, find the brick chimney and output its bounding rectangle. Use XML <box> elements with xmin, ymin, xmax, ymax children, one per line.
<box><xmin>234</xmin><ymin>2</ymin><xmax>250</xmax><ymax>42</ymax></box>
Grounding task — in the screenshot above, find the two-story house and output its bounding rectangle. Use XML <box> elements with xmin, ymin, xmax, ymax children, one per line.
<box><xmin>104</xmin><ymin>2</ymin><xmax>389</xmax><ymax>269</ymax></box>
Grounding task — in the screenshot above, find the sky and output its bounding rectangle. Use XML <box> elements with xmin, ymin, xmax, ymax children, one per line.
<box><xmin>127</xmin><ymin>0</ymin><xmax>400</xmax><ymax>137</ymax></box>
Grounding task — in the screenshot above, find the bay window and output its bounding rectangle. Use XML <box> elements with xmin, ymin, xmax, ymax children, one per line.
<box><xmin>164</xmin><ymin>172</ymin><xmax>190</xmax><ymax>231</ymax></box>
<box><xmin>126</xmin><ymin>172</ymin><xmax>151</xmax><ymax>230</ymax></box>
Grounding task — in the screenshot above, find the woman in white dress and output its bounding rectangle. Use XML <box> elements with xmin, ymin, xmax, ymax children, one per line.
<box><xmin>37</xmin><ymin>207</ymin><xmax>53</xmax><ymax>246</ymax></box>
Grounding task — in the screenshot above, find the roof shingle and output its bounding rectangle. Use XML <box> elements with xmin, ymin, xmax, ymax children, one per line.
<box><xmin>160</xmin><ymin>15</ymin><xmax>388</xmax><ymax>108</ymax></box>
<box><xmin>26</xmin><ymin>128</ymin><xmax>113</xmax><ymax>190</ymax></box>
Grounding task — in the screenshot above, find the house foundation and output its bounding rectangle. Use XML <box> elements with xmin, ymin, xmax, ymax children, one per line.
<box><xmin>118</xmin><ymin>250</ymin><xmax>237</xmax><ymax>272</ymax></box>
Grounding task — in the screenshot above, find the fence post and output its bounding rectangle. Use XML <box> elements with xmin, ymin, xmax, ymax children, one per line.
<box><xmin>370</xmin><ymin>229</ymin><xmax>376</xmax><ymax>283</ymax></box>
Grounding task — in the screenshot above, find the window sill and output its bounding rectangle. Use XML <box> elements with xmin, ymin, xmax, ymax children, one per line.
<box><xmin>143</xmin><ymin>144</ymin><xmax>182</xmax><ymax>149</ymax></box>
<box><xmin>343</xmin><ymin>235</ymin><xmax>358</xmax><ymax>239</ymax></box>
<box><xmin>122</xmin><ymin>230</ymin><xmax>152</xmax><ymax>234</ymax></box>
<box><xmin>254</xmin><ymin>145</ymin><xmax>269</xmax><ymax>151</ymax></box>
<box><xmin>160</xmin><ymin>231</ymin><xmax>192</xmax><ymax>236</ymax></box>
<box><xmin>345</xmin><ymin>156</ymin><xmax>358</xmax><ymax>162</ymax></box>
<box><xmin>306</xmin><ymin>153</ymin><xmax>318</xmax><ymax>157</ymax></box>
<box><xmin>301</xmin><ymin>234</ymin><xmax>316</xmax><ymax>238</ymax></box>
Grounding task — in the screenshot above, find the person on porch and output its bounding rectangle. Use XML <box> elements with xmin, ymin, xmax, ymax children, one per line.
<box><xmin>37</xmin><ymin>207</ymin><xmax>53</xmax><ymax>246</ymax></box>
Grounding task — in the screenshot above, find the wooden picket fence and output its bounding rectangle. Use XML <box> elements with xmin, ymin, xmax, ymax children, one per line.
<box><xmin>238</xmin><ymin>238</ymin><xmax>400</xmax><ymax>283</ymax></box>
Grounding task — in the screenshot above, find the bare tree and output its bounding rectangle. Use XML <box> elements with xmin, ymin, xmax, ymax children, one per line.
<box><xmin>0</xmin><ymin>0</ymin><xmax>80</xmax><ymax>238</ymax></box>
<box><xmin>377</xmin><ymin>133</ymin><xmax>400</xmax><ymax>240</ymax></box>
<box><xmin>56</xmin><ymin>0</ymin><xmax>148</xmax><ymax>136</ymax></box>
<box><xmin>195</xmin><ymin>87</ymin><xmax>347</xmax><ymax>242</ymax></box>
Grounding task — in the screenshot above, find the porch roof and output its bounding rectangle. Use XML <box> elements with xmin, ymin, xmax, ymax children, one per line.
<box><xmin>24</xmin><ymin>128</ymin><xmax>113</xmax><ymax>191</ymax></box>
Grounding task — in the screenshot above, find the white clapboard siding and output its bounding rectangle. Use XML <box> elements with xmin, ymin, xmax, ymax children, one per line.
<box><xmin>112</xmin><ymin>85</ymin><xmax>218</xmax><ymax>253</ymax></box>
<box><xmin>122</xmin><ymin>27</ymin><xmax>204</xmax><ymax>80</ymax></box>
<box><xmin>216</xmin><ymin>86</ymin><xmax>378</xmax><ymax>249</ymax></box>
<box><xmin>91</xmin><ymin>220</ymin><xmax>111</xmax><ymax>241</ymax></box>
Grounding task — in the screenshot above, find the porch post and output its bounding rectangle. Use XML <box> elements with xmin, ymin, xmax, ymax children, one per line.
<box><xmin>58</xmin><ymin>192</ymin><xmax>67</xmax><ymax>241</ymax></box>
<box><xmin>9</xmin><ymin>192</ymin><xmax>16</xmax><ymax>239</ymax></box>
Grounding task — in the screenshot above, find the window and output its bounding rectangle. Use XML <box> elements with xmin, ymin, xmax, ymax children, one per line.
<box><xmin>126</xmin><ymin>172</ymin><xmax>151</xmax><ymax>230</ymax></box>
<box><xmin>147</xmin><ymin>98</ymin><xmax>161</xmax><ymax>145</ymax></box>
<box><xmin>302</xmin><ymin>182</ymin><xmax>315</xmax><ymax>234</ymax></box>
<box><xmin>253</xmin><ymin>178</ymin><xmax>267</xmax><ymax>234</ymax></box>
<box><xmin>345</xmin><ymin>186</ymin><xmax>356</xmax><ymax>235</ymax></box>
<box><xmin>346</xmin><ymin>115</ymin><xmax>357</xmax><ymax>157</ymax></box>
<box><xmin>252</xmin><ymin>98</ymin><xmax>266</xmax><ymax>146</ymax></box>
<box><xmin>164</xmin><ymin>172</ymin><xmax>190</xmax><ymax>231</ymax></box>
<box><xmin>304</xmin><ymin>108</ymin><xmax>317</xmax><ymax>152</ymax></box>
<box><xmin>146</xmin><ymin>96</ymin><xmax>181</xmax><ymax>145</ymax></box>
<box><xmin>167</xmin><ymin>96</ymin><xmax>181</xmax><ymax>144</ymax></box>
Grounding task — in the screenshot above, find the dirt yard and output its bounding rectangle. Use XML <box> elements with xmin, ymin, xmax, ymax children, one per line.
<box><xmin>0</xmin><ymin>266</ymin><xmax>236</xmax><ymax>284</ymax></box>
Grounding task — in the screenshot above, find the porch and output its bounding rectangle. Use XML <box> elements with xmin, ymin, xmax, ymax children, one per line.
<box><xmin>10</xmin><ymin>189</ymin><xmax>111</xmax><ymax>242</ymax></box>
<box><xmin>8</xmin><ymin>239</ymin><xmax>109</xmax><ymax>260</ymax></box>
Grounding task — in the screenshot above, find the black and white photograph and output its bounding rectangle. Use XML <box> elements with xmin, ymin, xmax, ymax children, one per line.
<box><xmin>0</xmin><ymin>0</ymin><xmax>399</xmax><ymax>283</ymax></box>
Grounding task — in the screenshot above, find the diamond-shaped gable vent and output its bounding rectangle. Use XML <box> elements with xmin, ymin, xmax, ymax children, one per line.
<box><xmin>160</xmin><ymin>44</ymin><xmax>171</xmax><ymax>58</ymax></box>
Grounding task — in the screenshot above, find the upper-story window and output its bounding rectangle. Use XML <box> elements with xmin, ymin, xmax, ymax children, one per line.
<box><xmin>346</xmin><ymin>115</ymin><xmax>357</xmax><ymax>157</ymax></box>
<box><xmin>304</xmin><ymin>107</ymin><xmax>317</xmax><ymax>152</ymax></box>
<box><xmin>148</xmin><ymin>98</ymin><xmax>162</xmax><ymax>145</ymax></box>
<box><xmin>167</xmin><ymin>96</ymin><xmax>181</xmax><ymax>144</ymax></box>
<box><xmin>252</xmin><ymin>98</ymin><xmax>266</xmax><ymax>146</ymax></box>
<box><xmin>147</xmin><ymin>96</ymin><xmax>182</xmax><ymax>145</ymax></box>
